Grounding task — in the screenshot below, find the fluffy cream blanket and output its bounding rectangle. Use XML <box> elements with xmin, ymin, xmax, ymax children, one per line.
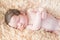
<box><xmin>0</xmin><ymin>0</ymin><xmax>60</xmax><ymax>40</ymax></box>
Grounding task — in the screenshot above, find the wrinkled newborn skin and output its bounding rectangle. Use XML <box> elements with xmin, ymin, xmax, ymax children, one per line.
<box><xmin>5</xmin><ymin>9</ymin><xmax>28</xmax><ymax>31</ymax></box>
<box><xmin>26</xmin><ymin>7</ymin><xmax>60</xmax><ymax>35</ymax></box>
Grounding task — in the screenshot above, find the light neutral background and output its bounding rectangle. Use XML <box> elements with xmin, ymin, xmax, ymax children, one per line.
<box><xmin>0</xmin><ymin>0</ymin><xmax>60</xmax><ymax>40</ymax></box>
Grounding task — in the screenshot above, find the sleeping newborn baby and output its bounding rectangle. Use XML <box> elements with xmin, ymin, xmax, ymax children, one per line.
<box><xmin>5</xmin><ymin>8</ymin><xmax>60</xmax><ymax>35</ymax></box>
<box><xmin>5</xmin><ymin>9</ymin><xmax>28</xmax><ymax>31</ymax></box>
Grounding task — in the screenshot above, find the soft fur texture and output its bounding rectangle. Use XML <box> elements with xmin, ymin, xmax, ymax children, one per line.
<box><xmin>0</xmin><ymin>0</ymin><xmax>60</xmax><ymax>40</ymax></box>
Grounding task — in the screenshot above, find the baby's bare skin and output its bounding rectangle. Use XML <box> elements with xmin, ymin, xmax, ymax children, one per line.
<box><xmin>26</xmin><ymin>8</ymin><xmax>42</xmax><ymax>30</ymax></box>
<box><xmin>26</xmin><ymin>7</ymin><xmax>49</xmax><ymax>30</ymax></box>
<box><xmin>9</xmin><ymin>15</ymin><xmax>28</xmax><ymax>31</ymax></box>
<box><xmin>5</xmin><ymin>8</ymin><xmax>60</xmax><ymax>35</ymax></box>
<box><xmin>26</xmin><ymin>7</ymin><xmax>60</xmax><ymax>35</ymax></box>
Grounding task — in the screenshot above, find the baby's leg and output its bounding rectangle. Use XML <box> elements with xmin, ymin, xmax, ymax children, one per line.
<box><xmin>42</xmin><ymin>13</ymin><xmax>60</xmax><ymax>35</ymax></box>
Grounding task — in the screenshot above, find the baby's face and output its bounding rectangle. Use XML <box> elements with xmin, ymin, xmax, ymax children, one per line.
<box><xmin>8</xmin><ymin>14</ymin><xmax>28</xmax><ymax>31</ymax></box>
